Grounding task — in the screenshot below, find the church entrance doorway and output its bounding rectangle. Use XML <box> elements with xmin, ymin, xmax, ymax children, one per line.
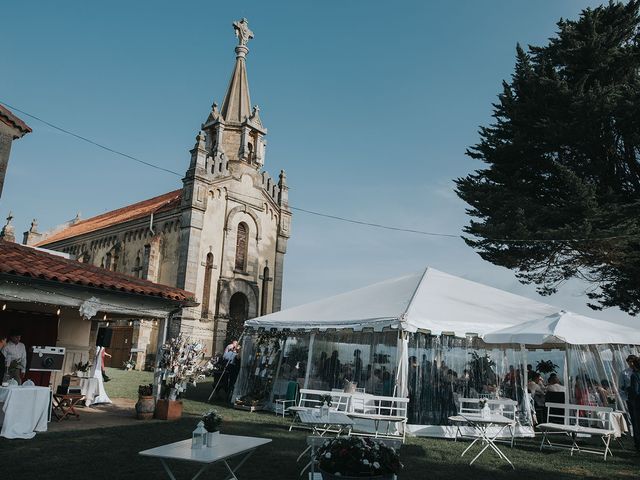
<box><xmin>227</xmin><ymin>292</ymin><xmax>248</xmax><ymax>345</ymax></box>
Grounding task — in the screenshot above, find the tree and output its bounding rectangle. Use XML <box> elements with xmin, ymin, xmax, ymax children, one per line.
<box><xmin>455</xmin><ymin>1</ymin><xmax>640</xmax><ymax>315</ymax></box>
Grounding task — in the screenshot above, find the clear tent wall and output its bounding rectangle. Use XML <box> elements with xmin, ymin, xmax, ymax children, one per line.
<box><xmin>232</xmin><ymin>329</ymin><xmax>532</xmax><ymax>427</ymax></box>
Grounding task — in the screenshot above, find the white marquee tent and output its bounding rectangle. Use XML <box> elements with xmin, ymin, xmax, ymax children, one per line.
<box><xmin>235</xmin><ymin>267</ymin><xmax>638</xmax><ymax>437</ymax></box>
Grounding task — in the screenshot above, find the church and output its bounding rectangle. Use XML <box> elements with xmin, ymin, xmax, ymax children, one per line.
<box><xmin>23</xmin><ymin>19</ymin><xmax>292</xmax><ymax>365</ymax></box>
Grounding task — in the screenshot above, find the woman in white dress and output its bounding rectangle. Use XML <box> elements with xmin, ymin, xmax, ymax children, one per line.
<box><xmin>91</xmin><ymin>346</ymin><xmax>112</xmax><ymax>404</ymax></box>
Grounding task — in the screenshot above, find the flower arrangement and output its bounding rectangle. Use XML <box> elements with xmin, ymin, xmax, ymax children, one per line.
<box><xmin>316</xmin><ymin>437</ymin><xmax>402</xmax><ymax>479</ymax></box>
<box><xmin>535</xmin><ymin>360</ymin><xmax>559</xmax><ymax>375</ymax></box>
<box><xmin>478</xmin><ymin>398</ymin><xmax>488</xmax><ymax>408</ymax></box>
<box><xmin>138</xmin><ymin>384</ymin><xmax>154</xmax><ymax>396</ymax></box>
<box><xmin>320</xmin><ymin>394</ymin><xmax>333</xmax><ymax>407</ymax></box>
<box><xmin>202</xmin><ymin>410</ymin><xmax>223</xmax><ymax>432</ymax></box>
<box><xmin>158</xmin><ymin>335</ymin><xmax>207</xmax><ymax>400</ymax></box>
<box><xmin>74</xmin><ymin>361</ymin><xmax>91</xmax><ymax>373</ymax></box>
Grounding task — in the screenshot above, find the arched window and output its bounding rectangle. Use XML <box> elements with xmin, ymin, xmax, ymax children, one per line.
<box><xmin>134</xmin><ymin>255</ymin><xmax>141</xmax><ymax>278</ymax></box>
<box><xmin>234</xmin><ymin>222</ymin><xmax>248</xmax><ymax>271</ymax></box>
<box><xmin>105</xmin><ymin>253</ymin><xmax>112</xmax><ymax>270</ymax></box>
<box><xmin>201</xmin><ymin>253</ymin><xmax>214</xmax><ymax>317</ymax></box>
<box><xmin>261</xmin><ymin>266</ymin><xmax>269</xmax><ymax>316</ymax></box>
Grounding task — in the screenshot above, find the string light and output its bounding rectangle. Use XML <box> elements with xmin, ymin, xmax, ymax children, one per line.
<box><xmin>56</xmin><ymin>307</ymin><xmax>61</xmax><ymax>316</ymax></box>
<box><xmin>2</xmin><ymin>303</ymin><xmax>6</xmax><ymax>311</ymax></box>
<box><xmin>103</xmin><ymin>313</ymin><xmax>107</xmax><ymax>321</ymax></box>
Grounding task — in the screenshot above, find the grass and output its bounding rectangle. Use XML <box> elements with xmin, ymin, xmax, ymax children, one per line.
<box><xmin>1</xmin><ymin>367</ymin><xmax>638</xmax><ymax>479</ymax></box>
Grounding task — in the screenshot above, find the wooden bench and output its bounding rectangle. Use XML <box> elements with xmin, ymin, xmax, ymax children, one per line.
<box><xmin>538</xmin><ymin>402</ymin><xmax>615</xmax><ymax>460</ymax></box>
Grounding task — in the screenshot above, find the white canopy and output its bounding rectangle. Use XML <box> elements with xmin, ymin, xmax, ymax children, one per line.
<box><xmin>245</xmin><ymin>267</ymin><xmax>563</xmax><ymax>336</ymax></box>
<box><xmin>482</xmin><ymin>310</ymin><xmax>640</xmax><ymax>345</ymax></box>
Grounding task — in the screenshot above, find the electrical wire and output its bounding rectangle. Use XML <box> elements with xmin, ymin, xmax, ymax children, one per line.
<box><xmin>3</xmin><ymin>100</ymin><xmax>639</xmax><ymax>245</ymax></box>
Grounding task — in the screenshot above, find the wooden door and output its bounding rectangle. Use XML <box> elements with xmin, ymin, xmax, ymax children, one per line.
<box><xmin>104</xmin><ymin>326</ymin><xmax>133</xmax><ymax>368</ymax></box>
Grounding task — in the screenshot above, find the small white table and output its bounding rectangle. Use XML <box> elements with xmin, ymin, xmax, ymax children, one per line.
<box><xmin>0</xmin><ymin>385</ymin><xmax>51</xmax><ymax>439</ymax></box>
<box><xmin>139</xmin><ymin>434</ymin><xmax>272</xmax><ymax>480</ymax></box>
<box><xmin>298</xmin><ymin>410</ymin><xmax>355</xmax><ymax>437</ymax></box>
<box><xmin>448</xmin><ymin>413</ymin><xmax>516</xmax><ymax>469</ymax></box>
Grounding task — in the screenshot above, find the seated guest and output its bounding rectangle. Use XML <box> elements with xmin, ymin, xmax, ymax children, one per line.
<box><xmin>546</xmin><ymin>374</ymin><xmax>566</xmax><ymax>393</ymax></box>
<box><xmin>596</xmin><ymin>379</ymin><xmax>614</xmax><ymax>406</ymax></box>
<box><xmin>528</xmin><ymin>372</ymin><xmax>546</xmax><ymax>406</ymax></box>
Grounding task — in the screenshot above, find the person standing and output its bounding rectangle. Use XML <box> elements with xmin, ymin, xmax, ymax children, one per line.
<box><xmin>0</xmin><ymin>334</ymin><xmax>7</xmax><ymax>382</ymax></box>
<box><xmin>101</xmin><ymin>348</ymin><xmax>112</xmax><ymax>382</ymax></box>
<box><xmin>629</xmin><ymin>357</ymin><xmax>640</xmax><ymax>452</ymax></box>
<box><xmin>620</xmin><ymin>355</ymin><xmax>637</xmax><ymax>437</ymax></box>
<box><xmin>2</xmin><ymin>329</ymin><xmax>27</xmax><ymax>384</ymax></box>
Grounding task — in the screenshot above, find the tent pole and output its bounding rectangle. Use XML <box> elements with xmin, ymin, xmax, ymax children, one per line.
<box><xmin>303</xmin><ymin>332</ymin><xmax>315</xmax><ymax>389</ymax></box>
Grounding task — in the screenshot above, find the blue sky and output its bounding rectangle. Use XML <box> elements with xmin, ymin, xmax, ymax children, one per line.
<box><xmin>3</xmin><ymin>1</ymin><xmax>635</xmax><ymax>326</ymax></box>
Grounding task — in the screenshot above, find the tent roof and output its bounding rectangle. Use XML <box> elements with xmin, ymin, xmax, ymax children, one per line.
<box><xmin>482</xmin><ymin>310</ymin><xmax>640</xmax><ymax>345</ymax></box>
<box><xmin>245</xmin><ymin>267</ymin><xmax>563</xmax><ymax>335</ymax></box>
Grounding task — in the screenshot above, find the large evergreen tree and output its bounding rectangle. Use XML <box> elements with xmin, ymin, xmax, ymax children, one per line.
<box><xmin>456</xmin><ymin>1</ymin><xmax>640</xmax><ymax>315</ymax></box>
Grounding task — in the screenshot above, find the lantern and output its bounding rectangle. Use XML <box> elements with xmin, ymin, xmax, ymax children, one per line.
<box><xmin>191</xmin><ymin>421</ymin><xmax>206</xmax><ymax>450</ymax></box>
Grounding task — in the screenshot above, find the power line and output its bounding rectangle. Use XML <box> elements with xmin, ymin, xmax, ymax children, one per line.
<box><xmin>4</xmin><ymin>101</ymin><xmax>639</xmax><ymax>245</ymax></box>
<box><xmin>0</xmin><ymin>100</ymin><xmax>183</xmax><ymax>177</ymax></box>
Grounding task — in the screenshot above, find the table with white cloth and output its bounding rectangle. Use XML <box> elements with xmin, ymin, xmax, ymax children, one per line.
<box><xmin>139</xmin><ymin>434</ymin><xmax>272</xmax><ymax>480</ymax></box>
<box><xmin>448</xmin><ymin>412</ymin><xmax>516</xmax><ymax>469</ymax></box>
<box><xmin>0</xmin><ymin>385</ymin><xmax>50</xmax><ymax>439</ymax></box>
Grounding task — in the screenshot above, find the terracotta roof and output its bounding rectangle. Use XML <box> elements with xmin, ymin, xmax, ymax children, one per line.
<box><xmin>0</xmin><ymin>105</ymin><xmax>32</xmax><ymax>137</ymax></box>
<box><xmin>36</xmin><ymin>189</ymin><xmax>182</xmax><ymax>246</ymax></box>
<box><xmin>0</xmin><ymin>240</ymin><xmax>194</xmax><ymax>303</ymax></box>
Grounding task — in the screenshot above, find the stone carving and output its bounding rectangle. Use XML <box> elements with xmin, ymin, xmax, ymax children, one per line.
<box><xmin>233</xmin><ymin>18</ymin><xmax>254</xmax><ymax>46</ymax></box>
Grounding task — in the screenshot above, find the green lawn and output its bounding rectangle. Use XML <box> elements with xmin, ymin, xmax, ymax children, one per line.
<box><xmin>1</xmin><ymin>367</ymin><xmax>638</xmax><ymax>479</ymax></box>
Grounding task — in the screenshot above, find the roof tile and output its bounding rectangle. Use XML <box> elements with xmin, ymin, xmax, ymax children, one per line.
<box><xmin>0</xmin><ymin>240</ymin><xmax>194</xmax><ymax>304</ymax></box>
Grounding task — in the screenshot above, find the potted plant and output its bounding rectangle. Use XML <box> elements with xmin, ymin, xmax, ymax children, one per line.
<box><xmin>155</xmin><ymin>335</ymin><xmax>206</xmax><ymax>420</ymax></box>
<box><xmin>202</xmin><ymin>410</ymin><xmax>223</xmax><ymax>447</ymax></box>
<box><xmin>135</xmin><ymin>384</ymin><xmax>155</xmax><ymax>420</ymax></box>
<box><xmin>123</xmin><ymin>359</ymin><xmax>136</xmax><ymax>371</ymax></box>
<box><xmin>316</xmin><ymin>436</ymin><xmax>402</xmax><ymax>480</ymax></box>
<box><xmin>73</xmin><ymin>361</ymin><xmax>92</xmax><ymax>378</ymax></box>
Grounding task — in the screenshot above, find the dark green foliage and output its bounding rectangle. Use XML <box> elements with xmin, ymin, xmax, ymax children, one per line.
<box><xmin>535</xmin><ymin>360</ymin><xmax>559</xmax><ymax>375</ymax></box>
<box><xmin>456</xmin><ymin>1</ymin><xmax>640</xmax><ymax>315</ymax></box>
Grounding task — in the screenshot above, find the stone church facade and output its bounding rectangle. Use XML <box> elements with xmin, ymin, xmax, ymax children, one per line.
<box><xmin>25</xmin><ymin>19</ymin><xmax>292</xmax><ymax>363</ymax></box>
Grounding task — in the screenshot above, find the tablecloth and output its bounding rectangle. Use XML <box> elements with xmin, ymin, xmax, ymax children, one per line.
<box><xmin>611</xmin><ymin>412</ymin><xmax>628</xmax><ymax>438</ymax></box>
<box><xmin>0</xmin><ymin>386</ymin><xmax>50</xmax><ymax>439</ymax></box>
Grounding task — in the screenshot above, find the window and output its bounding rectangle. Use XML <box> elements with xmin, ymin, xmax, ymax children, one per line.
<box><xmin>202</xmin><ymin>253</ymin><xmax>214</xmax><ymax>317</ymax></box>
<box><xmin>105</xmin><ymin>253</ymin><xmax>112</xmax><ymax>270</ymax></box>
<box><xmin>133</xmin><ymin>255</ymin><xmax>141</xmax><ymax>278</ymax></box>
<box><xmin>261</xmin><ymin>266</ymin><xmax>269</xmax><ymax>316</ymax></box>
<box><xmin>234</xmin><ymin>223</ymin><xmax>248</xmax><ymax>271</ymax></box>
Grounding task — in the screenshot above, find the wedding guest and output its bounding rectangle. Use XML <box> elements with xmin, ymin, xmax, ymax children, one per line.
<box><xmin>629</xmin><ymin>357</ymin><xmax>640</xmax><ymax>452</ymax></box>
<box><xmin>2</xmin><ymin>329</ymin><xmax>27</xmax><ymax>384</ymax></box>
<box><xmin>0</xmin><ymin>334</ymin><xmax>7</xmax><ymax>382</ymax></box>
<box><xmin>621</xmin><ymin>355</ymin><xmax>637</xmax><ymax>433</ymax></box>
<box><xmin>546</xmin><ymin>374</ymin><xmax>566</xmax><ymax>393</ymax></box>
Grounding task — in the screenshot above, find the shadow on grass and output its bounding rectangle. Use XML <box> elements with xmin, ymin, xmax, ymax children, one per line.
<box><xmin>7</xmin><ymin>369</ymin><xmax>635</xmax><ymax>479</ymax></box>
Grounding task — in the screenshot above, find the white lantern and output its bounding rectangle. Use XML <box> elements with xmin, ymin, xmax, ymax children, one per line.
<box><xmin>192</xmin><ymin>421</ymin><xmax>206</xmax><ymax>449</ymax></box>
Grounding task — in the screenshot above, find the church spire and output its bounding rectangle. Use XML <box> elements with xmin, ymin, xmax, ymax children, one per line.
<box><xmin>220</xmin><ymin>18</ymin><xmax>254</xmax><ymax>125</ymax></box>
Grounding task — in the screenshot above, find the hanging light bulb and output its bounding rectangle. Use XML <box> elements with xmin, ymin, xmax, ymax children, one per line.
<box><xmin>105</xmin><ymin>321</ymin><xmax>110</xmax><ymax>327</ymax></box>
<box><xmin>2</xmin><ymin>303</ymin><xmax>6</xmax><ymax>311</ymax></box>
<box><xmin>103</xmin><ymin>313</ymin><xmax>107</xmax><ymax>321</ymax></box>
<box><xmin>56</xmin><ymin>307</ymin><xmax>61</xmax><ymax>316</ymax></box>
